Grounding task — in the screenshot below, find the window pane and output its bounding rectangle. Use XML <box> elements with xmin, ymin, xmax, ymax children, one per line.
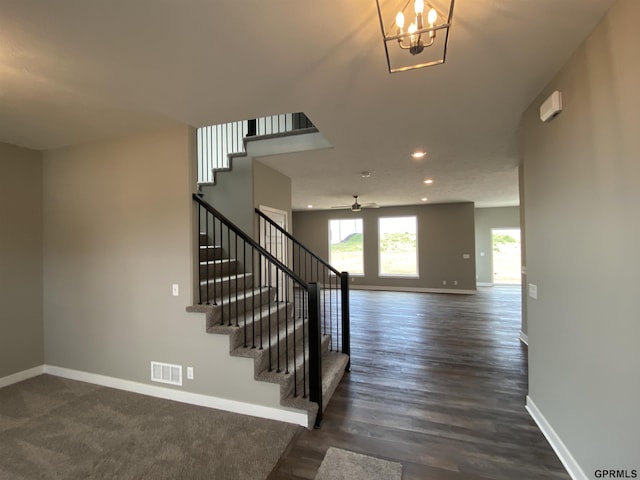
<box><xmin>329</xmin><ymin>219</ymin><xmax>364</xmax><ymax>275</ymax></box>
<box><xmin>379</xmin><ymin>217</ymin><xmax>418</xmax><ymax>276</ymax></box>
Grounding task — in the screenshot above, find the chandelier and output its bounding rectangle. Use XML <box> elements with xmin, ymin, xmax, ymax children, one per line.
<box><xmin>375</xmin><ymin>0</ymin><xmax>455</xmax><ymax>73</ymax></box>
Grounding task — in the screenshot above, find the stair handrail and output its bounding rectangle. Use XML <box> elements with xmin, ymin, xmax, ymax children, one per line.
<box><xmin>255</xmin><ymin>207</ymin><xmax>350</xmax><ymax>372</ymax></box>
<box><xmin>255</xmin><ymin>208</ymin><xmax>342</xmax><ymax>278</ymax></box>
<box><xmin>195</xmin><ymin>194</ymin><xmax>308</xmax><ymax>289</ymax></box>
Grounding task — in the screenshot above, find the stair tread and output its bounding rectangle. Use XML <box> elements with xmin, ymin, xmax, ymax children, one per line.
<box><xmin>199</xmin><ymin>272</ymin><xmax>251</xmax><ymax>285</ymax></box>
<box><xmin>186</xmin><ymin>287</ymin><xmax>272</xmax><ymax>313</ymax></box>
<box><xmin>229</xmin><ymin>314</ymin><xmax>304</xmax><ymax>358</ymax></box>
<box><xmin>280</xmin><ymin>351</ymin><xmax>349</xmax><ymax>414</ymax></box>
<box><xmin>206</xmin><ymin>302</ymin><xmax>290</xmax><ymax>335</ymax></box>
<box><xmin>255</xmin><ymin>334</ymin><xmax>330</xmax><ymax>386</ymax></box>
<box><xmin>200</xmin><ymin>258</ymin><xmax>236</xmax><ymax>265</ymax></box>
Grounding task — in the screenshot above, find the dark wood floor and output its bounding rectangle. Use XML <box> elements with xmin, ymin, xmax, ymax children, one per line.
<box><xmin>269</xmin><ymin>286</ymin><xmax>569</xmax><ymax>480</ymax></box>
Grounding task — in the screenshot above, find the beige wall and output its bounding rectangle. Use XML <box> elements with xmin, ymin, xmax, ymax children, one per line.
<box><xmin>199</xmin><ymin>156</ymin><xmax>254</xmax><ymax>235</ymax></box>
<box><xmin>521</xmin><ymin>0</ymin><xmax>639</xmax><ymax>473</ymax></box>
<box><xmin>0</xmin><ymin>143</ymin><xmax>44</xmax><ymax>378</ymax></box>
<box><xmin>200</xmin><ymin>157</ymin><xmax>292</xmax><ymax>241</ymax></box>
<box><xmin>42</xmin><ymin>127</ymin><xmax>282</xmax><ymax>407</ymax></box>
<box><xmin>253</xmin><ymin>159</ymin><xmax>292</xmax><ymax>233</ymax></box>
<box><xmin>474</xmin><ymin>207</ymin><xmax>520</xmax><ymax>285</ymax></box>
<box><xmin>293</xmin><ymin>202</ymin><xmax>476</xmax><ymax>292</ymax></box>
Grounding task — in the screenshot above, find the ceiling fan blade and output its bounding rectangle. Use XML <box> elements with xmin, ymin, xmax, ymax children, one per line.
<box><xmin>330</xmin><ymin>205</ymin><xmax>351</xmax><ymax>209</ymax></box>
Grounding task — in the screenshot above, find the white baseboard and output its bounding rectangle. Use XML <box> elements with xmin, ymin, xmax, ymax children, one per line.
<box><xmin>476</xmin><ymin>282</ymin><xmax>494</xmax><ymax>287</ymax></box>
<box><xmin>350</xmin><ymin>285</ymin><xmax>476</xmax><ymax>295</ymax></box>
<box><xmin>0</xmin><ymin>365</ymin><xmax>45</xmax><ymax>389</ymax></box>
<box><xmin>520</xmin><ymin>332</ymin><xmax>529</xmax><ymax>345</ymax></box>
<box><xmin>526</xmin><ymin>396</ymin><xmax>587</xmax><ymax>480</ymax></box>
<box><xmin>43</xmin><ymin>365</ymin><xmax>309</xmax><ymax>428</ymax></box>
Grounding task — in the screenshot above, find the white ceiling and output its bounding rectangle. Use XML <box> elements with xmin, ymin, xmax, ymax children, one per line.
<box><xmin>0</xmin><ymin>0</ymin><xmax>616</xmax><ymax>210</ymax></box>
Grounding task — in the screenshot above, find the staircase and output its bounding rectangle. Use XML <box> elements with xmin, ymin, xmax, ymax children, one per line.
<box><xmin>187</xmin><ymin>196</ymin><xmax>349</xmax><ymax>428</ymax></box>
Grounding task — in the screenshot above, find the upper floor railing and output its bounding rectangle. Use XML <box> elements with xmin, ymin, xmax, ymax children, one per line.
<box><xmin>197</xmin><ymin>112</ymin><xmax>315</xmax><ymax>184</ymax></box>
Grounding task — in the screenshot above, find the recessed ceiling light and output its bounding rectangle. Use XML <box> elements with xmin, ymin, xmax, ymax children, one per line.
<box><xmin>307</xmin><ymin>204</ymin><xmax>313</xmax><ymax>209</ymax></box>
<box><xmin>421</xmin><ymin>197</ymin><xmax>428</xmax><ymax>202</ymax></box>
<box><xmin>424</xmin><ymin>178</ymin><xmax>434</xmax><ymax>184</ymax></box>
<box><xmin>411</xmin><ymin>151</ymin><xmax>426</xmax><ymax>159</ymax></box>
<box><xmin>360</xmin><ymin>171</ymin><xmax>371</xmax><ymax>178</ymax></box>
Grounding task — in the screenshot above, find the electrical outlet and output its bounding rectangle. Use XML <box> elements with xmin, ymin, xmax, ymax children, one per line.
<box><xmin>442</xmin><ymin>280</ymin><xmax>447</xmax><ymax>286</ymax></box>
<box><xmin>454</xmin><ymin>280</ymin><xmax>458</xmax><ymax>286</ymax></box>
<box><xmin>172</xmin><ymin>284</ymin><xmax>179</xmax><ymax>296</ymax></box>
<box><xmin>187</xmin><ymin>367</ymin><xmax>194</xmax><ymax>380</ymax></box>
<box><xmin>528</xmin><ymin>283</ymin><xmax>538</xmax><ymax>299</ymax></box>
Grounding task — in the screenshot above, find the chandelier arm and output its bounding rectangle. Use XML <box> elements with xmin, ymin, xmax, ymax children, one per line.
<box><xmin>384</xmin><ymin>23</ymin><xmax>450</xmax><ymax>42</ymax></box>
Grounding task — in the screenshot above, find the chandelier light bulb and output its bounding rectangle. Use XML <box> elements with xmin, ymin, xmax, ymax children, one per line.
<box><xmin>414</xmin><ymin>0</ymin><xmax>425</xmax><ymax>15</ymax></box>
<box><xmin>395</xmin><ymin>11</ymin><xmax>405</xmax><ymax>29</ymax></box>
<box><xmin>408</xmin><ymin>23</ymin><xmax>418</xmax><ymax>45</ymax></box>
<box><xmin>427</xmin><ymin>7</ymin><xmax>437</xmax><ymax>25</ymax></box>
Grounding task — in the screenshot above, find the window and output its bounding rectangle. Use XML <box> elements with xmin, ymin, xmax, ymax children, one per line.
<box><xmin>329</xmin><ymin>219</ymin><xmax>364</xmax><ymax>275</ymax></box>
<box><xmin>379</xmin><ymin>216</ymin><xmax>418</xmax><ymax>276</ymax></box>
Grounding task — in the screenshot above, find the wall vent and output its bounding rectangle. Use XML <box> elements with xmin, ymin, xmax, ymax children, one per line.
<box><xmin>151</xmin><ymin>361</ymin><xmax>182</xmax><ymax>386</ymax></box>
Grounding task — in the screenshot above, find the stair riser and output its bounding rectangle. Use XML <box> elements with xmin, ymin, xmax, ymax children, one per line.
<box><xmin>209</xmin><ymin>289</ymin><xmax>276</xmax><ymax>326</ymax></box>
<box><xmin>200</xmin><ymin>274</ymin><xmax>254</xmax><ymax>300</ymax></box>
<box><xmin>199</xmin><ymin>246</ymin><xmax>224</xmax><ymax>261</ymax></box>
<box><xmin>254</xmin><ymin>320</ymin><xmax>307</xmax><ymax>375</ymax></box>
<box><xmin>199</xmin><ymin>261</ymin><xmax>239</xmax><ymax>278</ymax></box>
<box><xmin>280</xmin><ymin>335</ymin><xmax>331</xmax><ymax>400</ymax></box>
<box><xmin>255</xmin><ymin>333</ymin><xmax>330</xmax><ymax>395</ymax></box>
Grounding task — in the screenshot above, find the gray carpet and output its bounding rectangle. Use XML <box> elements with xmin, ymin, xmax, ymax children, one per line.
<box><xmin>314</xmin><ymin>447</ymin><xmax>403</xmax><ymax>480</ymax></box>
<box><xmin>0</xmin><ymin>375</ymin><xmax>298</xmax><ymax>480</ymax></box>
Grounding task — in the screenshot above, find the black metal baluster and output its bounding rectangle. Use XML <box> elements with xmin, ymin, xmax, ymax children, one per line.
<box><xmin>205</xmin><ymin>212</ymin><xmax>210</xmax><ymax>305</ymax></box>
<box><xmin>267</xmin><ymin>260</ymin><xmax>272</xmax><ymax>370</ymax></box>
<box><xmin>198</xmin><ymin>205</ymin><xmax>203</xmax><ymax>305</ymax></box>
<box><xmin>218</xmin><ymin>218</ymin><xmax>224</xmax><ymax>324</ymax></box>
<box><xmin>303</xmin><ymin>287</ymin><xmax>308</xmax><ymax>398</ymax></box>
<box><xmin>285</xmin><ymin>272</ymin><xmax>290</xmax><ymax>375</ymax></box>
<box><xmin>251</xmin><ymin>248</ymin><xmax>256</xmax><ymax>349</ymax></box>
<box><xmin>211</xmin><ymin>215</ymin><xmax>216</xmax><ymax>306</ymax></box>
<box><xmin>243</xmin><ymin>237</ymin><xmax>247</xmax><ymax>347</ymax></box>
<box><xmin>259</xmin><ymin>253</ymin><xmax>264</xmax><ymax>351</ymax></box>
<box><xmin>276</xmin><ymin>265</ymin><xmax>281</xmax><ymax>373</ymax></box>
<box><xmin>227</xmin><ymin>227</ymin><xmax>231</xmax><ymax>326</ymax></box>
<box><xmin>235</xmin><ymin>233</ymin><xmax>239</xmax><ymax>327</ymax></box>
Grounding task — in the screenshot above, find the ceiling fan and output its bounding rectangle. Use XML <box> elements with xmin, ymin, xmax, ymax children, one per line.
<box><xmin>331</xmin><ymin>195</ymin><xmax>379</xmax><ymax>212</ymax></box>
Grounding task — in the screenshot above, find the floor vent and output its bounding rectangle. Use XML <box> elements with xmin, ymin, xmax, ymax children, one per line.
<box><xmin>151</xmin><ymin>361</ymin><xmax>182</xmax><ymax>386</ymax></box>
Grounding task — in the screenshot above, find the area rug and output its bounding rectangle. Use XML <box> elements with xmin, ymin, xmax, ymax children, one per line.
<box><xmin>0</xmin><ymin>374</ymin><xmax>298</xmax><ymax>480</ymax></box>
<box><xmin>314</xmin><ymin>447</ymin><xmax>403</xmax><ymax>480</ymax></box>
